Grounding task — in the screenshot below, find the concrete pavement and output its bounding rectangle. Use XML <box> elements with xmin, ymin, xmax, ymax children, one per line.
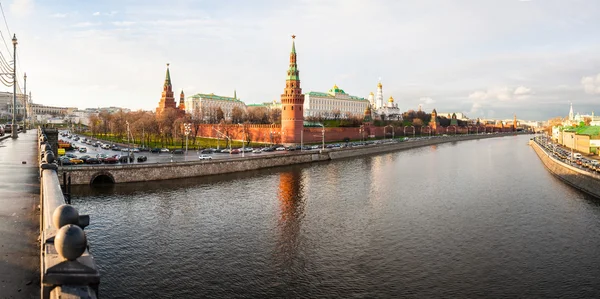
<box><xmin>0</xmin><ymin>130</ymin><xmax>40</xmax><ymax>298</ymax></box>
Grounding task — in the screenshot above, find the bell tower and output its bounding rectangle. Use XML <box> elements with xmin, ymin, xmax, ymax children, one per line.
<box><xmin>280</xmin><ymin>35</ymin><xmax>305</xmax><ymax>145</ymax></box>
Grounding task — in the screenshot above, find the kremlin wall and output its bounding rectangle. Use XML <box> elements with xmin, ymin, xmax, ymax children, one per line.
<box><xmin>156</xmin><ymin>36</ymin><xmax>517</xmax><ymax>145</ymax></box>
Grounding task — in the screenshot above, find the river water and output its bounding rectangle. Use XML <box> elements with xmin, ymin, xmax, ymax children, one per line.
<box><xmin>73</xmin><ymin>135</ymin><xmax>600</xmax><ymax>298</ymax></box>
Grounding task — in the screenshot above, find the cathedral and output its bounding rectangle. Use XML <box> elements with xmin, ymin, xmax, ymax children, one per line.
<box><xmin>367</xmin><ymin>81</ymin><xmax>401</xmax><ymax>120</ymax></box>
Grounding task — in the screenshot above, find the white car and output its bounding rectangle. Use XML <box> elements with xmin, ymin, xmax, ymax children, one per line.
<box><xmin>79</xmin><ymin>147</ymin><xmax>87</xmax><ymax>153</ymax></box>
<box><xmin>101</xmin><ymin>144</ymin><xmax>110</xmax><ymax>149</ymax></box>
<box><xmin>252</xmin><ymin>149</ymin><xmax>262</xmax><ymax>153</ymax></box>
<box><xmin>160</xmin><ymin>148</ymin><xmax>170</xmax><ymax>153</ymax></box>
<box><xmin>198</xmin><ymin>155</ymin><xmax>213</xmax><ymax>160</ymax></box>
<box><xmin>276</xmin><ymin>147</ymin><xmax>286</xmax><ymax>151</ymax></box>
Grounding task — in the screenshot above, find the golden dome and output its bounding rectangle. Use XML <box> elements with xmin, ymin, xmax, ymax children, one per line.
<box><xmin>369</xmin><ymin>92</ymin><xmax>374</xmax><ymax>95</ymax></box>
<box><xmin>388</xmin><ymin>96</ymin><xmax>394</xmax><ymax>102</ymax></box>
<box><xmin>377</xmin><ymin>82</ymin><xmax>382</xmax><ymax>88</ymax></box>
<box><xmin>333</xmin><ymin>84</ymin><xmax>338</xmax><ymax>89</ymax></box>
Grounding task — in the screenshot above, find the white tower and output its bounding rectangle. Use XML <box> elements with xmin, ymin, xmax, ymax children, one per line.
<box><xmin>368</xmin><ymin>92</ymin><xmax>375</xmax><ymax>107</ymax></box>
<box><xmin>569</xmin><ymin>103</ymin><xmax>574</xmax><ymax>121</ymax></box>
<box><xmin>375</xmin><ymin>81</ymin><xmax>383</xmax><ymax>109</ymax></box>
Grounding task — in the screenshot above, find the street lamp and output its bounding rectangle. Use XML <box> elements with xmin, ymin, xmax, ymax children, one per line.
<box><xmin>238</xmin><ymin>123</ymin><xmax>245</xmax><ymax>158</ymax></box>
<box><xmin>22</xmin><ymin>72</ymin><xmax>26</xmax><ymax>133</ymax></box>
<box><xmin>11</xmin><ymin>34</ymin><xmax>17</xmax><ymax>139</ymax></box>
<box><xmin>317</xmin><ymin>123</ymin><xmax>325</xmax><ymax>150</ymax></box>
<box><xmin>184</xmin><ymin>123</ymin><xmax>192</xmax><ymax>157</ymax></box>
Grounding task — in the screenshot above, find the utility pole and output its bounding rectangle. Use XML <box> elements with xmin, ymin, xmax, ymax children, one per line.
<box><xmin>22</xmin><ymin>72</ymin><xmax>26</xmax><ymax>133</ymax></box>
<box><xmin>11</xmin><ymin>34</ymin><xmax>17</xmax><ymax>139</ymax></box>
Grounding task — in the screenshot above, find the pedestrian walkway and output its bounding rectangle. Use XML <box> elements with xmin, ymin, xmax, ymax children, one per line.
<box><xmin>0</xmin><ymin>130</ymin><xmax>40</xmax><ymax>298</ymax></box>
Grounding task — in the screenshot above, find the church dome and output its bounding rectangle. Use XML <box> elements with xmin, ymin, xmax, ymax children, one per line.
<box><xmin>388</xmin><ymin>96</ymin><xmax>394</xmax><ymax>103</ymax></box>
<box><xmin>377</xmin><ymin>82</ymin><xmax>382</xmax><ymax>88</ymax></box>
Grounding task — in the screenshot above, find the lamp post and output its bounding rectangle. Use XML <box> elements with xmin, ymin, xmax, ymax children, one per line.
<box><xmin>11</xmin><ymin>34</ymin><xmax>17</xmax><ymax>139</ymax></box>
<box><xmin>22</xmin><ymin>72</ymin><xmax>26</xmax><ymax>133</ymax></box>
<box><xmin>238</xmin><ymin>123</ymin><xmax>245</xmax><ymax>157</ymax></box>
<box><xmin>184</xmin><ymin>123</ymin><xmax>192</xmax><ymax>159</ymax></box>
<box><xmin>317</xmin><ymin>123</ymin><xmax>325</xmax><ymax>150</ymax></box>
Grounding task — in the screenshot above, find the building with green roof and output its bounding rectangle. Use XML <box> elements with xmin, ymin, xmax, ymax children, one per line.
<box><xmin>184</xmin><ymin>91</ymin><xmax>246</xmax><ymax>121</ymax></box>
<box><xmin>304</xmin><ymin>84</ymin><xmax>369</xmax><ymax>119</ymax></box>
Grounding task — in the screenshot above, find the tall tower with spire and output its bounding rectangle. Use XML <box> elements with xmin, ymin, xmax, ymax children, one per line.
<box><xmin>569</xmin><ymin>103</ymin><xmax>574</xmax><ymax>121</ymax></box>
<box><xmin>280</xmin><ymin>35</ymin><xmax>305</xmax><ymax>145</ymax></box>
<box><xmin>156</xmin><ymin>63</ymin><xmax>178</xmax><ymax>116</ymax></box>
<box><xmin>178</xmin><ymin>90</ymin><xmax>185</xmax><ymax>111</ymax></box>
<box><xmin>375</xmin><ymin>81</ymin><xmax>383</xmax><ymax>109</ymax></box>
<box><xmin>513</xmin><ymin>114</ymin><xmax>517</xmax><ymax>131</ymax></box>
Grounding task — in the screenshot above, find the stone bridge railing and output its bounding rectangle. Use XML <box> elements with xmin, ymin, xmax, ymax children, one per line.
<box><xmin>39</xmin><ymin>128</ymin><xmax>100</xmax><ymax>298</ymax></box>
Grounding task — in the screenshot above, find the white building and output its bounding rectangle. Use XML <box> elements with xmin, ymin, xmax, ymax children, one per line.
<box><xmin>368</xmin><ymin>81</ymin><xmax>401</xmax><ymax>120</ymax></box>
<box><xmin>437</xmin><ymin>112</ymin><xmax>469</xmax><ymax>121</ymax></box>
<box><xmin>184</xmin><ymin>92</ymin><xmax>247</xmax><ymax>121</ymax></box>
<box><xmin>304</xmin><ymin>84</ymin><xmax>369</xmax><ymax>119</ymax></box>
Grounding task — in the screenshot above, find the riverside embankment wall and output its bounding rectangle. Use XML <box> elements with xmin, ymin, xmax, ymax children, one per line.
<box><xmin>61</xmin><ymin>133</ymin><xmax>518</xmax><ymax>185</ymax></box>
<box><xmin>530</xmin><ymin>140</ymin><xmax>600</xmax><ymax>198</ymax></box>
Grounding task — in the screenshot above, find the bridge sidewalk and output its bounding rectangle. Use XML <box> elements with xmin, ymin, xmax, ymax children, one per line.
<box><xmin>0</xmin><ymin>130</ymin><xmax>40</xmax><ymax>298</ymax></box>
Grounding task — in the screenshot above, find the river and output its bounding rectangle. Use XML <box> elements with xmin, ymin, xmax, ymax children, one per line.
<box><xmin>73</xmin><ymin>134</ymin><xmax>600</xmax><ymax>298</ymax></box>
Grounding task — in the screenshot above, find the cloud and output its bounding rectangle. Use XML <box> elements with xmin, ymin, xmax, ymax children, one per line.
<box><xmin>112</xmin><ymin>21</ymin><xmax>136</xmax><ymax>27</ymax></box>
<box><xmin>93</xmin><ymin>12</ymin><xmax>100</xmax><ymax>16</ymax></box>
<box><xmin>582</xmin><ymin>74</ymin><xmax>600</xmax><ymax>94</ymax></box>
<box><xmin>514</xmin><ymin>86</ymin><xmax>532</xmax><ymax>95</ymax></box>
<box><xmin>72</xmin><ymin>22</ymin><xmax>102</xmax><ymax>28</ymax></box>
<box><xmin>10</xmin><ymin>0</ymin><xmax>34</xmax><ymax>16</ymax></box>
<box><xmin>420</xmin><ymin>97</ymin><xmax>435</xmax><ymax>104</ymax></box>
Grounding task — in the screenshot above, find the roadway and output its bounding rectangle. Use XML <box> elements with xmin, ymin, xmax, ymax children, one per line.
<box><xmin>0</xmin><ymin>130</ymin><xmax>40</xmax><ymax>298</ymax></box>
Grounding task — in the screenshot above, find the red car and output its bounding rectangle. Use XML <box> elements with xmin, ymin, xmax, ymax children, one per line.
<box><xmin>230</xmin><ymin>149</ymin><xmax>240</xmax><ymax>154</ymax></box>
<box><xmin>104</xmin><ymin>156</ymin><xmax>118</xmax><ymax>164</ymax></box>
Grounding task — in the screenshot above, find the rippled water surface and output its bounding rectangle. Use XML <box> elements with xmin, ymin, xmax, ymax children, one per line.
<box><xmin>73</xmin><ymin>135</ymin><xmax>600</xmax><ymax>298</ymax></box>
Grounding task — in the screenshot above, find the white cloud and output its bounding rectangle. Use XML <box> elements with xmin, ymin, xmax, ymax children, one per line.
<box><xmin>581</xmin><ymin>74</ymin><xmax>600</xmax><ymax>94</ymax></box>
<box><xmin>93</xmin><ymin>12</ymin><xmax>100</xmax><ymax>16</ymax></box>
<box><xmin>10</xmin><ymin>0</ymin><xmax>34</xmax><ymax>16</ymax></box>
<box><xmin>72</xmin><ymin>22</ymin><xmax>101</xmax><ymax>28</ymax></box>
<box><xmin>514</xmin><ymin>86</ymin><xmax>532</xmax><ymax>95</ymax></box>
<box><xmin>112</xmin><ymin>21</ymin><xmax>136</xmax><ymax>27</ymax></box>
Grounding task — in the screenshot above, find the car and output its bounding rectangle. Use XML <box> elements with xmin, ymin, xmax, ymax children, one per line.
<box><xmin>0</xmin><ymin>125</ymin><xmax>4</xmax><ymax>136</ymax></box>
<box><xmin>139</xmin><ymin>147</ymin><xmax>150</xmax><ymax>152</ymax></box>
<box><xmin>111</xmin><ymin>146</ymin><xmax>121</xmax><ymax>151</ymax></box>
<box><xmin>137</xmin><ymin>155</ymin><xmax>148</xmax><ymax>162</ymax></box>
<box><xmin>151</xmin><ymin>148</ymin><xmax>161</xmax><ymax>153</ymax></box>
<box><xmin>101</xmin><ymin>144</ymin><xmax>111</xmax><ymax>149</ymax></box>
<box><xmin>104</xmin><ymin>156</ymin><xmax>118</xmax><ymax>164</ymax></box>
<box><xmin>96</xmin><ymin>153</ymin><xmax>109</xmax><ymax>162</ymax></box>
<box><xmin>201</xmin><ymin>149</ymin><xmax>215</xmax><ymax>154</ymax></box>
<box><xmin>132</xmin><ymin>148</ymin><xmax>140</xmax><ymax>153</ymax></box>
<box><xmin>65</xmin><ymin>153</ymin><xmax>77</xmax><ymax>158</ymax></box>
<box><xmin>252</xmin><ymin>149</ymin><xmax>262</xmax><ymax>153</ymax></box>
<box><xmin>70</xmin><ymin>158</ymin><xmax>84</xmax><ymax>165</ymax></box>
<box><xmin>58</xmin><ymin>157</ymin><xmax>73</xmax><ymax>166</ymax></box>
<box><xmin>118</xmin><ymin>155</ymin><xmax>134</xmax><ymax>163</ymax></box>
<box><xmin>79</xmin><ymin>155</ymin><xmax>91</xmax><ymax>161</ymax></box>
<box><xmin>198</xmin><ymin>155</ymin><xmax>213</xmax><ymax>160</ymax></box>
<box><xmin>91</xmin><ymin>143</ymin><xmax>99</xmax><ymax>147</ymax></box>
<box><xmin>172</xmin><ymin>149</ymin><xmax>184</xmax><ymax>154</ymax></box>
<box><xmin>79</xmin><ymin>147</ymin><xmax>87</xmax><ymax>153</ymax></box>
<box><xmin>276</xmin><ymin>147</ymin><xmax>286</xmax><ymax>151</ymax></box>
<box><xmin>230</xmin><ymin>149</ymin><xmax>240</xmax><ymax>154</ymax></box>
<box><xmin>86</xmin><ymin>158</ymin><xmax>101</xmax><ymax>164</ymax></box>
<box><xmin>160</xmin><ymin>148</ymin><xmax>170</xmax><ymax>153</ymax></box>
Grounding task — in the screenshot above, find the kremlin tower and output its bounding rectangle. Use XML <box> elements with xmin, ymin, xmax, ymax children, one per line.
<box><xmin>156</xmin><ymin>64</ymin><xmax>185</xmax><ymax>117</ymax></box>
<box><xmin>280</xmin><ymin>35</ymin><xmax>305</xmax><ymax>145</ymax></box>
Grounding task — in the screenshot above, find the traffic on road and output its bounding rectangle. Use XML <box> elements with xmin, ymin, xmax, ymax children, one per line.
<box><xmin>534</xmin><ymin>136</ymin><xmax>600</xmax><ymax>174</ymax></box>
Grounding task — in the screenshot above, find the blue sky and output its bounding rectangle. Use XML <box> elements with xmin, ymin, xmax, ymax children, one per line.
<box><xmin>4</xmin><ymin>0</ymin><xmax>600</xmax><ymax>120</ymax></box>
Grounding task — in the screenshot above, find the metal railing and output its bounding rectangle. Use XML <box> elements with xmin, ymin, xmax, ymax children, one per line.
<box><xmin>39</xmin><ymin>127</ymin><xmax>100</xmax><ymax>298</ymax></box>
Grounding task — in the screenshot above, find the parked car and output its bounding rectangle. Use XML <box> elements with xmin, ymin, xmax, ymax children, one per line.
<box><xmin>137</xmin><ymin>155</ymin><xmax>148</xmax><ymax>162</ymax></box>
<box><xmin>96</xmin><ymin>153</ymin><xmax>109</xmax><ymax>162</ymax></box>
<box><xmin>104</xmin><ymin>156</ymin><xmax>118</xmax><ymax>164</ymax></box>
<box><xmin>160</xmin><ymin>148</ymin><xmax>170</xmax><ymax>153</ymax></box>
<box><xmin>172</xmin><ymin>149</ymin><xmax>184</xmax><ymax>154</ymax></box>
<box><xmin>70</xmin><ymin>158</ymin><xmax>84</xmax><ymax>164</ymax></box>
<box><xmin>139</xmin><ymin>147</ymin><xmax>150</xmax><ymax>152</ymax></box>
<box><xmin>118</xmin><ymin>155</ymin><xmax>134</xmax><ymax>163</ymax></box>
<box><xmin>86</xmin><ymin>158</ymin><xmax>101</xmax><ymax>164</ymax></box>
<box><xmin>230</xmin><ymin>149</ymin><xmax>240</xmax><ymax>154</ymax></box>
<box><xmin>101</xmin><ymin>144</ymin><xmax>111</xmax><ymax>149</ymax></box>
<box><xmin>79</xmin><ymin>155</ymin><xmax>91</xmax><ymax>161</ymax></box>
<box><xmin>59</xmin><ymin>157</ymin><xmax>73</xmax><ymax>166</ymax></box>
<box><xmin>276</xmin><ymin>147</ymin><xmax>286</xmax><ymax>151</ymax></box>
<box><xmin>79</xmin><ymin>147</ymin><xmax>87</xmax><ymax>153</ymax></box>
<box><xmin>201</xmin><ymin>149</ymin><xmax>215</xmax><ymax>154</ymax></box>
<box><xmin>65</xmin><ymin>153</ymin><xmax>77</xmax><ymax>158</ymax></box>
<box><xmin>198</xmin><ymin>155</ymin><xmax>213</xmax><ymax>160</ymax></box>
<box><xmin>252</xmin><ymin>149</ymin><xmax>262</xmax><ymax>153</ymax></box>
<box><xmin>0</xmin><ymin>124</ymin><xmax>4</xmax><ymax>136</ymax></box>
<box><xmin>151</xmin><ymin>148</ymin><xmax>161</xmax><ymax>153</ymax></box>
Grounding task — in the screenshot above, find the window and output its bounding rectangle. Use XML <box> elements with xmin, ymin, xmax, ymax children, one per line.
<box><xmin>292</xmin><ymin>106</ymin><xmax>294</xmax><ymax>111</ymax></box>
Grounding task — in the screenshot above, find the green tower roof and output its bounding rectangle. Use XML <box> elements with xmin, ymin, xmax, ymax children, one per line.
<box><xmin>164</xmin><ymin>63</ymin><xmax>172</xmax><ymax>87</ymax></box>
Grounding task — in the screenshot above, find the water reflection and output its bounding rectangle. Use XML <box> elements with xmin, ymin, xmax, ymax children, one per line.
<box><xmin>276</xmin><ymin>170</ymin><xmax>305</xmax><ymax>265</ymax></box>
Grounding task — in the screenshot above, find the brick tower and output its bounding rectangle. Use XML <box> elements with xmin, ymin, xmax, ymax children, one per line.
<box><xmin>179</xmin><ymin>90</ymin><xmax>186</xmax><ymax>111</ymax></box>
<box><xmin>280</xmin><ymin>35</ymin><xmax>305</xmax><ymax>145</ymax></box>
<box><xmin>156</xmin><ymin>63</ymin><xmax>178</xmax><ymax>116</ymax></box>
<box><xmin>430</xmin><ymin>109</ymin><xmax>439</xmax><ymax>134</ymax></box>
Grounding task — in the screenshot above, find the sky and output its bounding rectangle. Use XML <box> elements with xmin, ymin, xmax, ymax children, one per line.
<box><xmin>3</xmin><ymin>0</ymin><xmax>600</xmax><ymax>120</ymax></box>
